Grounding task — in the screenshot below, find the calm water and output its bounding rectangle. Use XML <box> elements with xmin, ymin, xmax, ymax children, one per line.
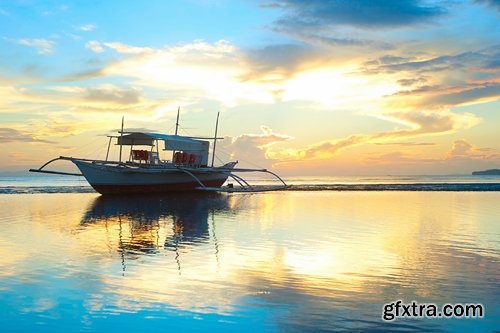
<box><xmin>1</xmin><ymin>174</ymin><xmax>500</xmax><ymax>193</ymax></box>
<box><xmin>0</xmin><ymin>190</ymin><xmax>499</xmax><ymax>332</ymax></box>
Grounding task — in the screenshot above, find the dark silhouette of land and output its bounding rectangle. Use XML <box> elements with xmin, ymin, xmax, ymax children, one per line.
<box><xmin>472</xmin><ymin>169</ymin><xmax>500</xmax><ymax>175</ymax></box>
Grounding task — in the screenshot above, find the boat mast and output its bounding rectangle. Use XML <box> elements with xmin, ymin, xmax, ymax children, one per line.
<box><xmin>172</xmin><ymin>107</ymin><xmax>180</xmax><ymax>161</ymax></box>
<box><xmin>119</xmin><ymin>116</ymin><xmax>124</xmax><ymax>163</ymax></box>
<box><xmin>175</xmin><ymin>107</ymin><xmax>180</xmax><ymax>136</ymax></box>
<box><xmin>105</xmin><ymin>136</ymin><xmax>112</xmax><ymax>161</ymax></box>
<box><xmin>211</xmin><ymin>111</ymin><xmax>220</xmax><ymax>167</ymax></box>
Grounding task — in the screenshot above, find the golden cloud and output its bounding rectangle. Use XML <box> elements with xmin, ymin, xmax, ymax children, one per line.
<box><xmin>267</xmin><ymin>109</ymin><xmax>480</xmax><ymax>165</ymax></box>
<box><xmin>445</xmin><ymin>139</ymin><xmax>500</xmax><ymax>161</ymax></box>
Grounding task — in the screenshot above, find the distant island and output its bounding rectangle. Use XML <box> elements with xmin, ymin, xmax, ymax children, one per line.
<box><xmin>472</xmin><ymin>169</ymin><xmax>500</xmax><ymax>175</ymax></box>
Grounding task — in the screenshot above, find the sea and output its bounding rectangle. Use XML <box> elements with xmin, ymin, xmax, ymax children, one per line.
<box><xmin>0</xmin><ymin>174</ymin><xmax>499</xmax><ymax>332</ymax></box>
<box><xmin>2</xmin><ymin>174</ymin><xmax>500</xmax><ymax>193</ymax></box>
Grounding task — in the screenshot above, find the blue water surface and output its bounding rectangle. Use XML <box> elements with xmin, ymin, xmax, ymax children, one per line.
<box><xmin>0</xmin><ymin>189</ymin><xmax>498</xmax><ymax>332</ymax></box>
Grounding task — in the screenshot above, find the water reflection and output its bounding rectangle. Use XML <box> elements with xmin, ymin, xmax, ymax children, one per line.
<box><xmin>1</xmin><ymin>192</ymin><xmax>498</xmax><ymax>332</ymax></box>
<box><xmin>81</xmin><ymin>192</ymin><xmax>232</xmax><ymax>272</ymax></box>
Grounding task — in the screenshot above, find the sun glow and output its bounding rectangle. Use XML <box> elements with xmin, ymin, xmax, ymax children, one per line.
<box><xmin>281</xmin><ymin>67</ymin><xmax>399</xmax><ymax>109</ymax></box>
<box><xmin>103</xmin><ymin>42</ymin><xmax>400</xmax><ymax>111</ymax></box>
<box><xmin>105</xmin><ymin>43</ymin><xmax>277</xmax><ymax>107</ymax></box>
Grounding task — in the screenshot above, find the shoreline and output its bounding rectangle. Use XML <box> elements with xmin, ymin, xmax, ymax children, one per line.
<box><xmin>1</xmin><ymin>182</ymin><xmax>500</xmax><ymax>194</ymax></box>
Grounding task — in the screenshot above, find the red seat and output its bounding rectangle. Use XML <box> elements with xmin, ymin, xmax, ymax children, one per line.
<box><xmin>132</xmin><ymin>150</ymin><xmax>149</xmax><ymax>161</ymax></box>
<box><xmin>188</xmin><ymin>153</ymin><xmax>196</xmax><ymax>165</ymax></box>
<box><xmin>181</xmin><ymin>152</ymin><xmax>189</xmax><ymax>164</ymax></box>
<box><xmin>174</xmin><ymin>152</ymin><xmax>182</xmax><ymax>165</ymax></box>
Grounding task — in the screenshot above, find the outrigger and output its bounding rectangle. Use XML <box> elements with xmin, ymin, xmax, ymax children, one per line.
<box><xmin>29</xmin><ymin>111</ymin><xmax>288</xmax><ymax>195</ymax></box>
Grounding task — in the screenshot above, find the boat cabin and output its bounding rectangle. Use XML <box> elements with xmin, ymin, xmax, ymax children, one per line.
<box><xmin>113</xmin><ymin>132</ymin><xmax>210</xmax><ymax>167</ymax></box>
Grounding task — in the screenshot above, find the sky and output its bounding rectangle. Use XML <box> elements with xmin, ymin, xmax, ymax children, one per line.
<box><xmin>0</xmin><ymin>0</ymin><xmax>499</xmax><ymax>176</ymax></box>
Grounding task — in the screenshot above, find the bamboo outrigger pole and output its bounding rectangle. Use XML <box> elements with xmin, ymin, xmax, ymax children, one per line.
<box><xmin>211</xmin><ymin>111</ymin><xmax>220</xmax><ymax>167</ymax></box>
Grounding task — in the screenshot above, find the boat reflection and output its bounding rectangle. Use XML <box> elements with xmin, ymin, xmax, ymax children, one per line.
<box><xmin>81</xmin><ymin>192</ymin><xmax>233</xmax><ymax>272</ymax></box>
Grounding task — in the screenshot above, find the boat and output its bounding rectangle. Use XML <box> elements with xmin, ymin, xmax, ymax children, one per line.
<box><xmin>29</xmin><ymin>111</ymin><xmax>288</xmax><ymax>194</ymax></box>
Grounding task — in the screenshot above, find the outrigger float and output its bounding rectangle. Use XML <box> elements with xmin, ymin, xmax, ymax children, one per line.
<box><xmin>29</xmin><ymin>111</ymin><xmax>288</xmax><ymax>194</ymax></box>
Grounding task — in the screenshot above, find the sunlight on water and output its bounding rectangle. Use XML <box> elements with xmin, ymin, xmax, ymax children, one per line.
<box><xmin>0</xmin><ymin>191</ymin><xmax>498</xmax><ymax>332</ymax></box>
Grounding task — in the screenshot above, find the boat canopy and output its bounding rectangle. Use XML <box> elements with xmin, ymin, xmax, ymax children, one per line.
<box><xmin>117</xmin><ymin>132</ymin><xmax>210</xmax><ymax>165</ymax></box>
<box><xmin>117</xmin><ymin>132</ymin><xmax>209</xmax><ymax>151</ymax></box>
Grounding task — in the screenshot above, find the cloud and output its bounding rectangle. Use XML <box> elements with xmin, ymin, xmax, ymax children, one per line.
<box><xmin>266</xmin><ymin>0</ymin><xmax>446</xmax><ymax>30</ymax></box>
<box><xmin>364</xmin><ymin>151</ymin><xmax>439</xmax><ymax>164</ymax></box>
<box><xmin>85</xmin><ymin>40</ymin><xmax>104</xmax><ymax>53</ymax></box>
<box><xmin>388</xmin><ymin>80</ymin><xmax>500</xmax><ymax>109</ymax></box>
<box><xmin>474</xmin><ymin>0</ymin><xmax>500</xmax><ymax>11</ymax></box>
<box><xmin>45</xmin><ymin>84</ymin><xmax>152</xmax><ymax>113</ymax></box>
<box><xmin>362</xmin><ymin>139</ymin><xmax>500</xmax><ymax>170</ymax></box>
<box><xmin>25</xmin><ymin>117</ymin><xmax>88</xmax><ymax>138</ymax></box>
<box><xmin>59</xmin><ymin>68</ymin><xmax>105</xmax><ymax>81</ymax></box>
<box><xmin>375</xmin><ymin>142</ymin><xmax>436</xmax><ymax>146</ymax></box>
<box><xmin>70</xmin><ymin>38</ymin><xmax>398</xmax><ymax>109</ymax></box>
<box><xmin>240</xmin><ymin>44</ymin><xmax>314</xmax><ymax>82</ymax></box>
<box><xmin>103</xmin><ymin>42</ymin><xmax>154</xmax><ymax>55</ymax></box>
<box><xmin>65</xmin><ymin>32</ymin><xmax>81</xmax><ymax>41</ymax></box>
<box><xmin>79</xmin><ymin>24</ymin><xmax>96</xmax><ymax>31</ymax></box>
<box><xmin>0</xmin><ymin>82</ymin><xmax>149</xmax><ymax>118</ymax></box>
<box><xmin>418</xmin><ymin>82</ymin><xmax>500</xmax><ymax>108</ymax></box>
<box><xmin>17</xmin><ymin>38</ymin><xmax>55</xmax><ymax>55</ymax></box>
<box><xmin>362</xmin><ymin>45</ymin><xmax>500</xmax><ymax>109</ymax></box>
<box><xmin>269</xmin><ymin>109</ymin><xmax>479</xmax><ymax>164</ymax></box>
<box><xmin>448</xmin><ymin>139</ymin><xmax>475</xmax><ymax>157</ymax></box>
<box><xmin>445</xmin><ymin>139</ymin><xmax>500</xmax><ymax>161</ymax></box>
<box><xmin>0</xmin><ymin>128</ymin><xmax>55</xmax><ymax>144</ymax></box>
<box><xmin>221</xmin><ymin>126</ymin><xmax>293</xmax><ymax>167</ymax></box>
<box><xmin>96</xmin><ymin>40</ymin><xmax>279</xmax><ymax>106</ymax></box>
<box><xmin>55</xmin><ymin>36</ymin><xmax>397</xmax><ymax>110</ymax></box>
<box><xmin>45</xmin><ymin>38</ymin><xmax>393</xmax><ymax>113</ymax></box>
<box><xmin>83</xmin><ymin>85</ymin><xmax>142</xmax><ymax>104</ymax></box>
<box><xmin>397</xmin><ymin>77</ymin><xmax>428</xmax><ymax>87</ymax></box>
<box><xmin>292</xmin><ymin>134</ymin><xmax>367</xmax><ymax>159</ymax></box>
<box><xmin>0</xmin><ymin>86</ymin><xmax>46</xmax><ymax>113</ymax></box>
<box><xmin>377</xmin><ymin>109</ymin><xmax>480</xmax><ymax>138</ymax></box>
<box><xmin>238</xmin><ymin>43</ymin><xmax>362</xmax><ymax>89</ymax></box>
<box><xmin>362</xmin><ymin>45</ymin><xmax>500</xmax><ymax>75</ymax></box>
<box><xmin>264</xmin><ymin>1</ymin><xmax>405</xmax><ymax>49</ymax></box>
<box><xmin>272</xmin><ymin>26</ymin><xmax>393</xmax><ymax>50</ymax></box>
<box><xmin>84</xmin><ymin>40</ymin><xmax>154</xmax><ymax>55</ymax></box>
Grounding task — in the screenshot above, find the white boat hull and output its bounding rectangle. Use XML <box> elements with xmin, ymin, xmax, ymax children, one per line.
<box><xmin>73</xmin><ymin>160</ymin><xmax>233</xmax><ymax>194</ymax></box>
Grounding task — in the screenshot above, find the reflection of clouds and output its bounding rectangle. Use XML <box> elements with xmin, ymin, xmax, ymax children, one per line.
<box><xmin>0</xmin><ymin>239</ymin><xmax>30</xmax><ymax>278</ymax></box>
<box><xmin>230</xmin><ymin>248</ymin><xmax>439</xmax><ymax>332</ymax></box>
<box><xmin>1</xmin><ymin>192</ymin><xmax>498</xmax><ymax>331</ymax></box>
<box><xmin>222</xmin><ymin>192</ymin><xmax>500</xmax><ymax>332</ymax></box>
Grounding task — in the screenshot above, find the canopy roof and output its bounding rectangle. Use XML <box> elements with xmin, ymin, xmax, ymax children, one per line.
<box><xmin>116</xmin><ymin>132</ymin><xmax>209</xmax><ymax>151</ymax></box>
